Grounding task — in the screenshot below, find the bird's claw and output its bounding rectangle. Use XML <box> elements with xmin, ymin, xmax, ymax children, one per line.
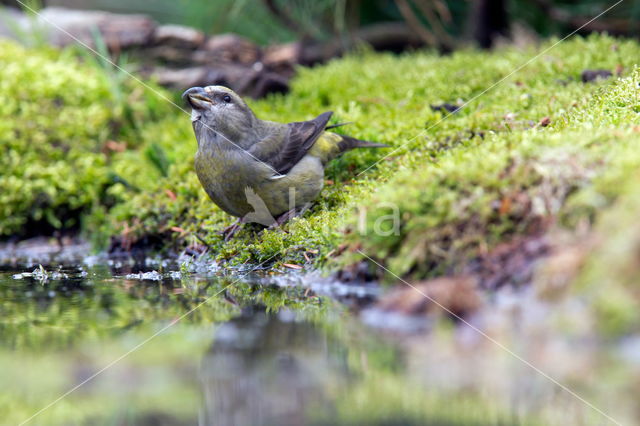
<box><xmin>221</xmin><ymin>220</ymin><xmax>243</xmax><ymax>241</ymax></box>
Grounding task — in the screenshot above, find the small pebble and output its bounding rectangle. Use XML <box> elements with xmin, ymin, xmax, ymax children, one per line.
<box><xmin>581</xmin><ymin>69</ymin><xmax>612</xmax><ymax>83</ymax></box>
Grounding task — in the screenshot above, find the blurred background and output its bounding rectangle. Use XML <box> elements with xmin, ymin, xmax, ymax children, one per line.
<box><xmin>4</xmin><ymin>0</ymin><xmax>638</xmax><ymax>48</ymax></box>
<box><xmin>2</xmin><ymin>0</ymin><xmax>637</xmax><ymax>98</ymax></box>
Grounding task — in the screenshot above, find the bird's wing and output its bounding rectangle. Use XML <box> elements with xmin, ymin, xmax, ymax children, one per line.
<box><xmin>250</xmin><ymin>111</ymin><xmax>333</xmax><ymax>175</ymax></box>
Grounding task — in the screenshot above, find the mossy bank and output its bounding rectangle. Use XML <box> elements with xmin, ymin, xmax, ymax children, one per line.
<box><xmin>3</xmin><ymin>35</ymin><xmax>640</xmax><ymax>335</ymax></box>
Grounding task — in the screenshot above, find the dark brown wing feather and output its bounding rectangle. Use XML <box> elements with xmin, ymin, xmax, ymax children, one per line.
<box><xmin>268</xmin><ymin>111</ymin><xmax>333</xmax><ymax>174</ymax></box>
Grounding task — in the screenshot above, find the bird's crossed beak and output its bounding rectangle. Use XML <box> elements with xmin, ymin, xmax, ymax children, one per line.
<box><xmin>182</xmin><ymin>87</ymin><xmax>212</xmax><ymax>110</ymax></box>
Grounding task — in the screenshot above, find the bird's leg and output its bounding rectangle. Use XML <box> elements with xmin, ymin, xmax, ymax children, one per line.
<box><xmin>221</xmin><ymin>218</ymin><xmax>244</xmax><ymax>241</ymax></box>
<box><xmin>269</xmin><ymin>206</ymin><xmax>307</xmax><ymax>229</ymax></box>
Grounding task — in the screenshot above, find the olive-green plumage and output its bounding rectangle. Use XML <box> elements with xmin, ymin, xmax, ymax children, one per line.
<box><xmin>183</xmin><ymin>85</ymin><xmax>386</xmax><ymax>223</ymax></box>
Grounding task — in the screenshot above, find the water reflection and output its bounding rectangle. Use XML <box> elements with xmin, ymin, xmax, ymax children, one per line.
<box><xmin>0</xmin><ymin>247</ymin><xmax>639</xmax><ymax>425</ymax></box>
<box><xmin>202</xmin><ymin>309</ymin><xmax>350</xmax><ymax>426</ymax></box>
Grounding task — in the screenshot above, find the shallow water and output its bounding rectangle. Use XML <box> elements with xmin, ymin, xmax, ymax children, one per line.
<box><xmin>1</xmin><ymin>247</ymin><xmax>639</xmax><ymax>425</ymax></box>
<box><xmin>0</xmin><ymin>258</ymin><xmax>442</xmax><ymax>426</ymax></box>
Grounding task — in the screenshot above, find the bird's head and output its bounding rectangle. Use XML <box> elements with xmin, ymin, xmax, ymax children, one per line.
<box><xmin>183</xmin><ymin>85</ymin><xmax>256</xmax><ymax>148</ymax></box>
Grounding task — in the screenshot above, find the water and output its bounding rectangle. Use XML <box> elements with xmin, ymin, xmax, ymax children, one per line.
<box><xmin>1</xmin><ymin>245</ymin><xmax>639</xmax><ymax>425</ymax></box>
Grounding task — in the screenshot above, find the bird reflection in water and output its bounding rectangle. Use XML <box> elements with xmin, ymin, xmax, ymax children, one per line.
<box><xmin>200</xmin><ymin>308</ymin><xmax>351</xmax><ymax>426</ymax></box>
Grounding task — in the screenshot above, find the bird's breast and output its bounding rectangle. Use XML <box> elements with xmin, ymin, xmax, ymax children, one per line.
<box><xmin>194</xmin><ymin>148</ymin><xmax>272</xmax><ymax>217</ymax></box>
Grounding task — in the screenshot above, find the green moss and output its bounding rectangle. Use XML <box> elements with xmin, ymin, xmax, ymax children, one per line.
<box><xmin>102</xmin><ymin>34</ymin><xmax>640</xmax><ymax>271</ymax></box>
<box><xmin>555</xmin><ymin>72</ymin><xmax>640</xmax><ymax>335</ymax></box>
<box><xmin>350</xmin><ymin>39</ymin><xmax>640</xmax><ymax>279</ymax></box>
<box><xmin>0</xmin><ymin>41</ymin><xmax>172</xmax><ymax>237</ymax></box>
<box><xmin>6</xmin><ymin>34</ymin><xmax>640</xmax><ymax>300</ymax></box>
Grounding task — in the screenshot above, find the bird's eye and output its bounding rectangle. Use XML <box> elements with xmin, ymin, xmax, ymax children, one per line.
<box><xmin>222</xmin><ymin>94</ymin><xmax>232</xmax><ymax>103</ymax></box>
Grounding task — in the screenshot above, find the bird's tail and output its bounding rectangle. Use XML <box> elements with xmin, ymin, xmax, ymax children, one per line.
<box><xmin>338</xmin><ymin>135</ymin><xmax>389</xmax><ymax>153</ymax></box>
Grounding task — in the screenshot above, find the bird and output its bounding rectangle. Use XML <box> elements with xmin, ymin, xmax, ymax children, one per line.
<box><xmin>183</xmin><ymin>85</ymin><xmax>387</xmax><ymax>240</ymax></box>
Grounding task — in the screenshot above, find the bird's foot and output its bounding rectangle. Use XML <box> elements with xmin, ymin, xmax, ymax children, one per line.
<box><xmin>220</xmin><ymin>219</ymin><xmax>243</xmax><ymax>241</ymax></box>
<box><xmin>269</xmin><ymin>207</ymin><xmax>304</xmax><ymax>230</ymax></box>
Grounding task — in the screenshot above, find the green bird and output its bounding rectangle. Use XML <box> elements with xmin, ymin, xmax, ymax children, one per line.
<box><xmin>183</xmin><ymin>85</ymin><xmax>387</xmax><ymax>240</ymax></box>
